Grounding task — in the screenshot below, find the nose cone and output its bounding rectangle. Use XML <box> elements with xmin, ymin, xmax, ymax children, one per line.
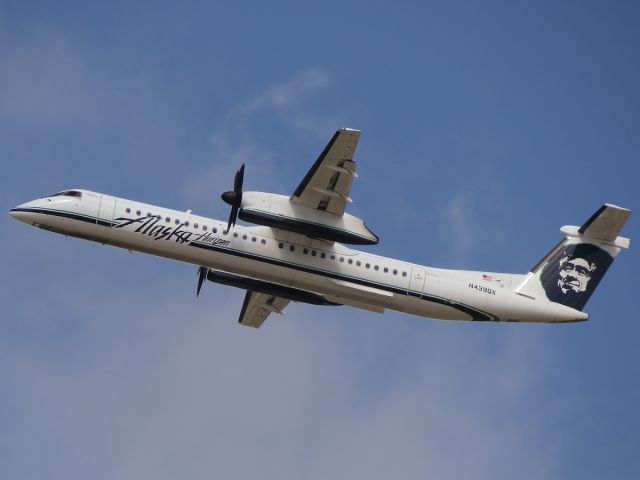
<box><xmin>9</xmin><ymin>200</ymin><xmax>41</xmax><ymax>224</ymax></box>
<box><xmin>10</xmin><ymin>204</ymin><xmax>31</xmax><ymax>223</ymax></box>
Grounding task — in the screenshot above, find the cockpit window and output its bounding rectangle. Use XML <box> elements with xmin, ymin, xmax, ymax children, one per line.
<box><xmin>50</xmin><ymin>190</ymin><xmax>82</xmax><ymax>198</ymax></box>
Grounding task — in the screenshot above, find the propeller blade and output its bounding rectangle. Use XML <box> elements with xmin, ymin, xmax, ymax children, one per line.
<box><xmin>197</xmin><ymin>266</ymin><xmax>208</xmax><ymax>297</ymax></box>
<box><xmin>221</xmin><ymin>164</ymin><xmax>245</xmax><ymax>232</ymax></box>
<box><xmin>234</xmin><ymin>164</ymin><xmax>245</xmax><ymax>192</ymax></box>
<box><xmin>226</xmin><ymin>205</ymin><xmax>238</xmax><ymax>233</ymax></box>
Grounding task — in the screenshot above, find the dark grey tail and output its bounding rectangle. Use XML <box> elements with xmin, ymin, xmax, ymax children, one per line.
<box><xmin>517</xmin><ymin>204</ymin><xmax>631</xmax><ymax>311</ymax></box>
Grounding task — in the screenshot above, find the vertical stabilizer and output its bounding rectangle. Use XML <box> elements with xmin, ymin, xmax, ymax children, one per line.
<box><xmin>516</xmin><ymin>204</ymin><xmax>631</xmax><ymax>311</ymax></box>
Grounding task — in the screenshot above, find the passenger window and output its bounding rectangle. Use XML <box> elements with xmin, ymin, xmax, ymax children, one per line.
<box><xmin>340</xmin><ymin>257</ymin><xmax>344</xmax><ymax>263</ymax></box>
<box><xmin>136</xmin><ymin>210</ymin><xmax>141</xmax><ymax>216</ymax></box>
<box><xmin>185</xmin><ymin>221</ymin><xmax>190</xmax><ymax>227</ymax></box>
<box><xmin>252</xmin><ymin>237</ymin><xmax>256</xmax><ymax>242</ymax></box>
<box><xmin>393</xmin><ymin>269</ymin><xmax>398</xmax><ymax>275</ymax></box>
<box><xmin>175</xmin><ymin>219</ymin><xmax>180</xmax><ymax>225</ymax></box>
<box><xmin>278</xmin><ymin>243</ymin><xmax>284</xmax><ymax>249</ymax></box>
<box><xmin>194</xmin><ymin>223</ymin><xmax>198</xmax><ymax>229</ymax></box>
<box><xmin>365</xmin><ymin>263</ymin><xmax>370</xmax><ymax>269</ymax></box>
<box><xmin>242</xmin><ymin>234</ymin><xmax>247</xmax><ymax>240</ymax></box>
<box><xmin>402</xmin><ymin>271</ymin><xmax>407</xmax><ymax>277</ymax></box>
<box><xmin>348</xmin><ymin>259</ymin><xmax>353</xmax><ymax>265</ymax></box>
<box><xmin>303</xmin><ymin>248</ymin><xmax>309</xmax><ymax>255</ymax></box>
<box><xmin>384</xmin><ymin>267</ymin><xmax>388</xmax><ymax>273</ymax></box>
<box><xmin>311</xmin><ymin>250</ymin><xmax>317</xmax><ymax>257</ymax></box>
<box><xmin>126</xmin><ymin>208</ymin><xmax>131</xmax><ymax>213</ymax></box>
<box><xmin>261</xmin><ymin>239</ymin><xmax>266</xmax><ymax>245</ymax></box>
<box><xmin>212</xmin><ymin>227</ymin><xmax>217</xmax><ymax>233</ymax></box>
<box><xmin>233</xmin><ymin>232</ymin><xmax>238</xmax><ymax>238</ymax></box>
<box><xmin>289</xmin><ymin>245</ymin><xmax>295</xmax><ymax>252</ymax></box>
<box><xmin>321</xmin><ymin>252</ymin><xmax>326</xmax><ymax>259</ymax></box>
<box><xmin>356</xmin><ymin>260</ymin><xmax>361</xmax><ymax>266</ymax></box>
<box><xmin>165</xmin><ymin>217</ymin><xmax>170</xmax><ymax>223</ymax></box>
<box><xmin>330</xmin><ymin>255</ymin><xmax>335</xmax><ymax>260</ymax></box>
<box><xmin>374</xmin><ymin>265</ymin><xmax>379</xmax><ymax>271</ymax></box>
<box><xmin>203</xmin><ymin>225</ymin><xmax>207</xmax><ymax>231</ymax></box>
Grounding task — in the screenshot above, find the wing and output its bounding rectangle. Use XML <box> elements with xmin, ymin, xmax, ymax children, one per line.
<box><xmin>238</xmin><ymin>290</ymin><xmax>291</xmax><ymax>328</ymax></box>
<box><xmin>290</xmin><ymin>128</ymin><xmax>360</xmax><ymax>216</ymax></box>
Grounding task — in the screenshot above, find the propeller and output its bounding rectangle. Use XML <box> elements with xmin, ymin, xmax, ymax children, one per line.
<box><xmin>196</xmin><ymin>266</ymin><xmax>209</xmax><ymax>297</ymax></box>
<box><xmin>221</xmin><ymin>164</ymin><xmax>245</xmax><ymax>233</ymax></box>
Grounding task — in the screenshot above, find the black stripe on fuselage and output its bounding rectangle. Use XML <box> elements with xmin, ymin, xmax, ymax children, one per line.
<box><xmin>189</xmin><ymin>241</ymin><xmax>497</xmax><ymax>321</ymax></box>
<box><xmin>16</xmin><ymin>206</ymin><xmax>497</xmax><ymax>321</ymax></box>
<box><xmin>11</xmin><ymin>207</ymin><xmax>115</xmax><ymax>227</ymax></box>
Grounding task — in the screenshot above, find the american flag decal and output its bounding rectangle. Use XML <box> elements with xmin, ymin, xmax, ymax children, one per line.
<box><xmin>482</xmin><ymin>274</ymin><xmax>492</xmax><ymax>282</ymax></box>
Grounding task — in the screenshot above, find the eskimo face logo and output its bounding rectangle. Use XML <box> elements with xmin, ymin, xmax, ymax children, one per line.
<box><xmin>540</xmin><ymin>243</ymin><xmax>613</xmax><ymax>310</ymax></box>
<box><xmin>557</xmin><ymin>255</ymin><xmax>596</xmax><ymax>294</ymax></box>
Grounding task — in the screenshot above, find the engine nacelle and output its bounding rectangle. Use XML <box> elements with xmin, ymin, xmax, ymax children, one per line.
<box><xmin>205</xmin><ymin>269</ymin><xmax>339</xmax><ymax>305</ymax></box>
<box><xmin>238</xmin><ymin>192</ymin><xmax>378</xmax><ymax>245</ymax></box>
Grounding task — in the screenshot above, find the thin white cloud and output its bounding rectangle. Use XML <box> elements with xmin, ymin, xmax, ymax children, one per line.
<box><xmin>230</xmin><ymin>68</ymin><xmax>335</xmax><ymax>139</ymax></box>
<box><xmin>183</xmin><ymin>68</ymin><xmax>341</xmax><ymax>211</ymax></box>
<box><xmin>432</xmin><ymin>183</ymin><xmax>510</xmax><ymax>268</ymax></box>
<box><xmin>442</xmin><ymin>190</ymin><xmax>474</xmax><ymax>259</ymax></box>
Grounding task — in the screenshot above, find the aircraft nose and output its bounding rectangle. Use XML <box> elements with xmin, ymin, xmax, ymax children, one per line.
<box><xmin>9</xmin><ymin>205</ymin><xmax>29</xmax><ymax>222</ymax></box>
<box><xmin>9</xmin><ymin>202</ymin><xmax>39</xmax><ymax>224</ymax></box>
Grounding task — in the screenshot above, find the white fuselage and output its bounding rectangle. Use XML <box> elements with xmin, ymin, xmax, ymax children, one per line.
<box><xmin>10</xmin><ymin>190</ymin><xmax>588</xmax><ymax>323</ymax></box>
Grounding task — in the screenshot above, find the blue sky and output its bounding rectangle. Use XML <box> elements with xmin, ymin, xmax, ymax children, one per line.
<box><xmin>1</xmin><ymin>1</ymin><xmax>638</xmax><ymax>478</ymax></box>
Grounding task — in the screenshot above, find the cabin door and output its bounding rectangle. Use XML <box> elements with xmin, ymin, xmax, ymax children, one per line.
<box><xmin>410</xmin><ymin>267</ymin><xmax>426</xmax><ymax>293</ymax></box>
<box><xmin>97</xmin><ymin>195</ymin><xmax>117</xmax><ymax>241</ymax></box>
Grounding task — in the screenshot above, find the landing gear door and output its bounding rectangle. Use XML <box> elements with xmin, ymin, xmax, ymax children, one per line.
<box><xmin>410</xmin><ymin>267</ymin><xmax>426</xmax><ymax>293</ymax></box>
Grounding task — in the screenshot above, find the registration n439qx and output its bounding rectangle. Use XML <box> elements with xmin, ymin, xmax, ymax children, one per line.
<box><xmin>10</xmin><ymin>129</ymin><xmax>631</xmax><ymax>327</ymax></box>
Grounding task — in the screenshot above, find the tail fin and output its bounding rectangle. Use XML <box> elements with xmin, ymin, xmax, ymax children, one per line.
<box><xmin>516</xmin><ymin>204</ymin><xmax>631</xmax><ymax>311</ymax></box>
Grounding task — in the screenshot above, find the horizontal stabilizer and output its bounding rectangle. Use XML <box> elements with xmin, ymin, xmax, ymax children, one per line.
<box><xmin>578</xmin><ymin>203</ymin><xmax>631</xmax><ymax>241</ymax></box>
<box><xmin>559</xmin><ymin>204</ymin><xmax>631</xmax><ymax>249</ymax></box>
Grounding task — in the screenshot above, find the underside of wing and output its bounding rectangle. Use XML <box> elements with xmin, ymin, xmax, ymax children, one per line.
<box><xmin>238</xmin><ymin>290</ymin><xmax>291</xmax><ymax>328</ymax></box>
<box><xmin>291</xmin><ymin>128</ymin><xmax>360</xmax><ymax>216</ymax></box>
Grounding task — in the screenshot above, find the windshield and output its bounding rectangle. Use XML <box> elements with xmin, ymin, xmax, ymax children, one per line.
<box><xmin>49</xmin><ymin>190</ymin><xmax>83</xmax><ymax>198</ymax></box>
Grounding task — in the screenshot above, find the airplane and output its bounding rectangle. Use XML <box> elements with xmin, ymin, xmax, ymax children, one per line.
<box><xmin>9</xmin><ymin>128</ymin><xmax>631</xmax><ymax>328</ymax></box>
